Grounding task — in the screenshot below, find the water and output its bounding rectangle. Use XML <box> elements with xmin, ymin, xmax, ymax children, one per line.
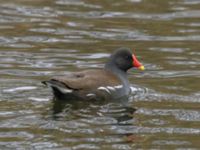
<box><xmin>0</xmin><ymin>0</ymin><xmax>200</xmax><ymax>149</ymax></box>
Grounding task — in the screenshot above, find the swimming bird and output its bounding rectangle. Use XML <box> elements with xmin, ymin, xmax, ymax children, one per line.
<box><xmin>42</xmin><ymin>47</ymin><xmax>144</xmax><ymax>100</ymax></box>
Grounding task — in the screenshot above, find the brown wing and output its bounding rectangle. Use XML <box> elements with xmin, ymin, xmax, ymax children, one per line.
<box><xmin>51</xmin><ymin>69</ymin><xmax>121</xmax><ymax>90</ymax></box>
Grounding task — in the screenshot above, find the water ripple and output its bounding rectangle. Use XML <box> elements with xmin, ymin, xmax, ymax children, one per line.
<box><xmin>0</xmin><ymin>0</ymin><xmax>200</xmax><ymax>149</ymax></box>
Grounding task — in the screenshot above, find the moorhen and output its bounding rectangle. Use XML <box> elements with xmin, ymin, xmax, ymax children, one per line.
<box><xmin>42</xmin><ymin>47</ymin><xmax>144</xmax><ymax>100</ymax></box>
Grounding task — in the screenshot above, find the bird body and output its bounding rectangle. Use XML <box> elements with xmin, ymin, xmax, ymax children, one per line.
<box><xmin>42</xmin><ymin>47</ymin><xmax>144</xmax><ymax>100</ymax></box>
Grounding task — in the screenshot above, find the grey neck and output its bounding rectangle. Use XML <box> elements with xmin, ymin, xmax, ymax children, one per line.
<box><xmin>105</xmin><ymin>62</ymin><xmax>130</xmax><ymax>94</ymax></box>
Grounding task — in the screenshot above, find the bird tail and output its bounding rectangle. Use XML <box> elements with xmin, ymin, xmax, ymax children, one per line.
<box><xmin>42</xmin><ymin>80</ymin><xmax>73</xmax><ymax>94</ymax></box>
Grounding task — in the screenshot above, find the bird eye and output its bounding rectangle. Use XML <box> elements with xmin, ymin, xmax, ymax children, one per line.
<box><xmin>125</xmin><ymin>55</ymin><xmax>130</xmax><ymax>59</ymax></box>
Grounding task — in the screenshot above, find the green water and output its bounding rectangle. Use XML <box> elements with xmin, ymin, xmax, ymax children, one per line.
<box><xmin>0</xmin><ymin>0</ymin><xmax>200</xmax><ymax>149</ymax></box>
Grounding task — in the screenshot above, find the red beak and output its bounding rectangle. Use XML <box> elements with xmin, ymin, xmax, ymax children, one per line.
<box><xmin>132</xmin><ymin>54</ymin><xmax>145</xmax><ymax>70</ymax></box>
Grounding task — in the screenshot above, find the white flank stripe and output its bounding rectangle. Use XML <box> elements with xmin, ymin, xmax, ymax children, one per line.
<box><xmin>98</xmin><ymin>87</ymin><xmax>111</xmax><ymax>94</ymax></box>
<box><xmin>106</xmin><ymin>86</ymin><xmax>115</xmax><ymax>91</ymax></box>
<box><xmin>114</xmin><ymin>85</ymin><xmax>123</xmax><ymax>89</ymax></box>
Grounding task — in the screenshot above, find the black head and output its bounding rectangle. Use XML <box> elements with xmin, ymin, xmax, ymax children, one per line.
<box><xmin>105</xmin><ymin>47</ymin><xmax>133</xmax><ymax>72</ymax></box>
<box><xmin>105</xmin><ymin>47</ymin><xmax>144</xmax><ymax>72</ymax></box>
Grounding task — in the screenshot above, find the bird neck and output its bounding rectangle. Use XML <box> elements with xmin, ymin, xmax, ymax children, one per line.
<box><xmin>104</xmin><ymin>62</ymin><xmax>129</xmax><ymax>87</ymax></box>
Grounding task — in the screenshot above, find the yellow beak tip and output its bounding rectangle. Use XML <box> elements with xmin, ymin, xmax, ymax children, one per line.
<box><xmin>139</xmin><ymin>66</ymin><xmax>145</xmax><ymax>71</ymax></box>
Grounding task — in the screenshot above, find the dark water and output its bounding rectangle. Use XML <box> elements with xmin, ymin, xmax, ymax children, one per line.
<box><xmin>0</xmin><ymin>0</ymin><xmax>200</xmax><ymax>149</ymax></box>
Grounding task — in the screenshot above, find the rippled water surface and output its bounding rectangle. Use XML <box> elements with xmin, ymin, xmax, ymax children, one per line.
<box><xmin>0</xmin><ymin>0</ymin><xmax>200</xmax><ymax>149</ymax></box>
